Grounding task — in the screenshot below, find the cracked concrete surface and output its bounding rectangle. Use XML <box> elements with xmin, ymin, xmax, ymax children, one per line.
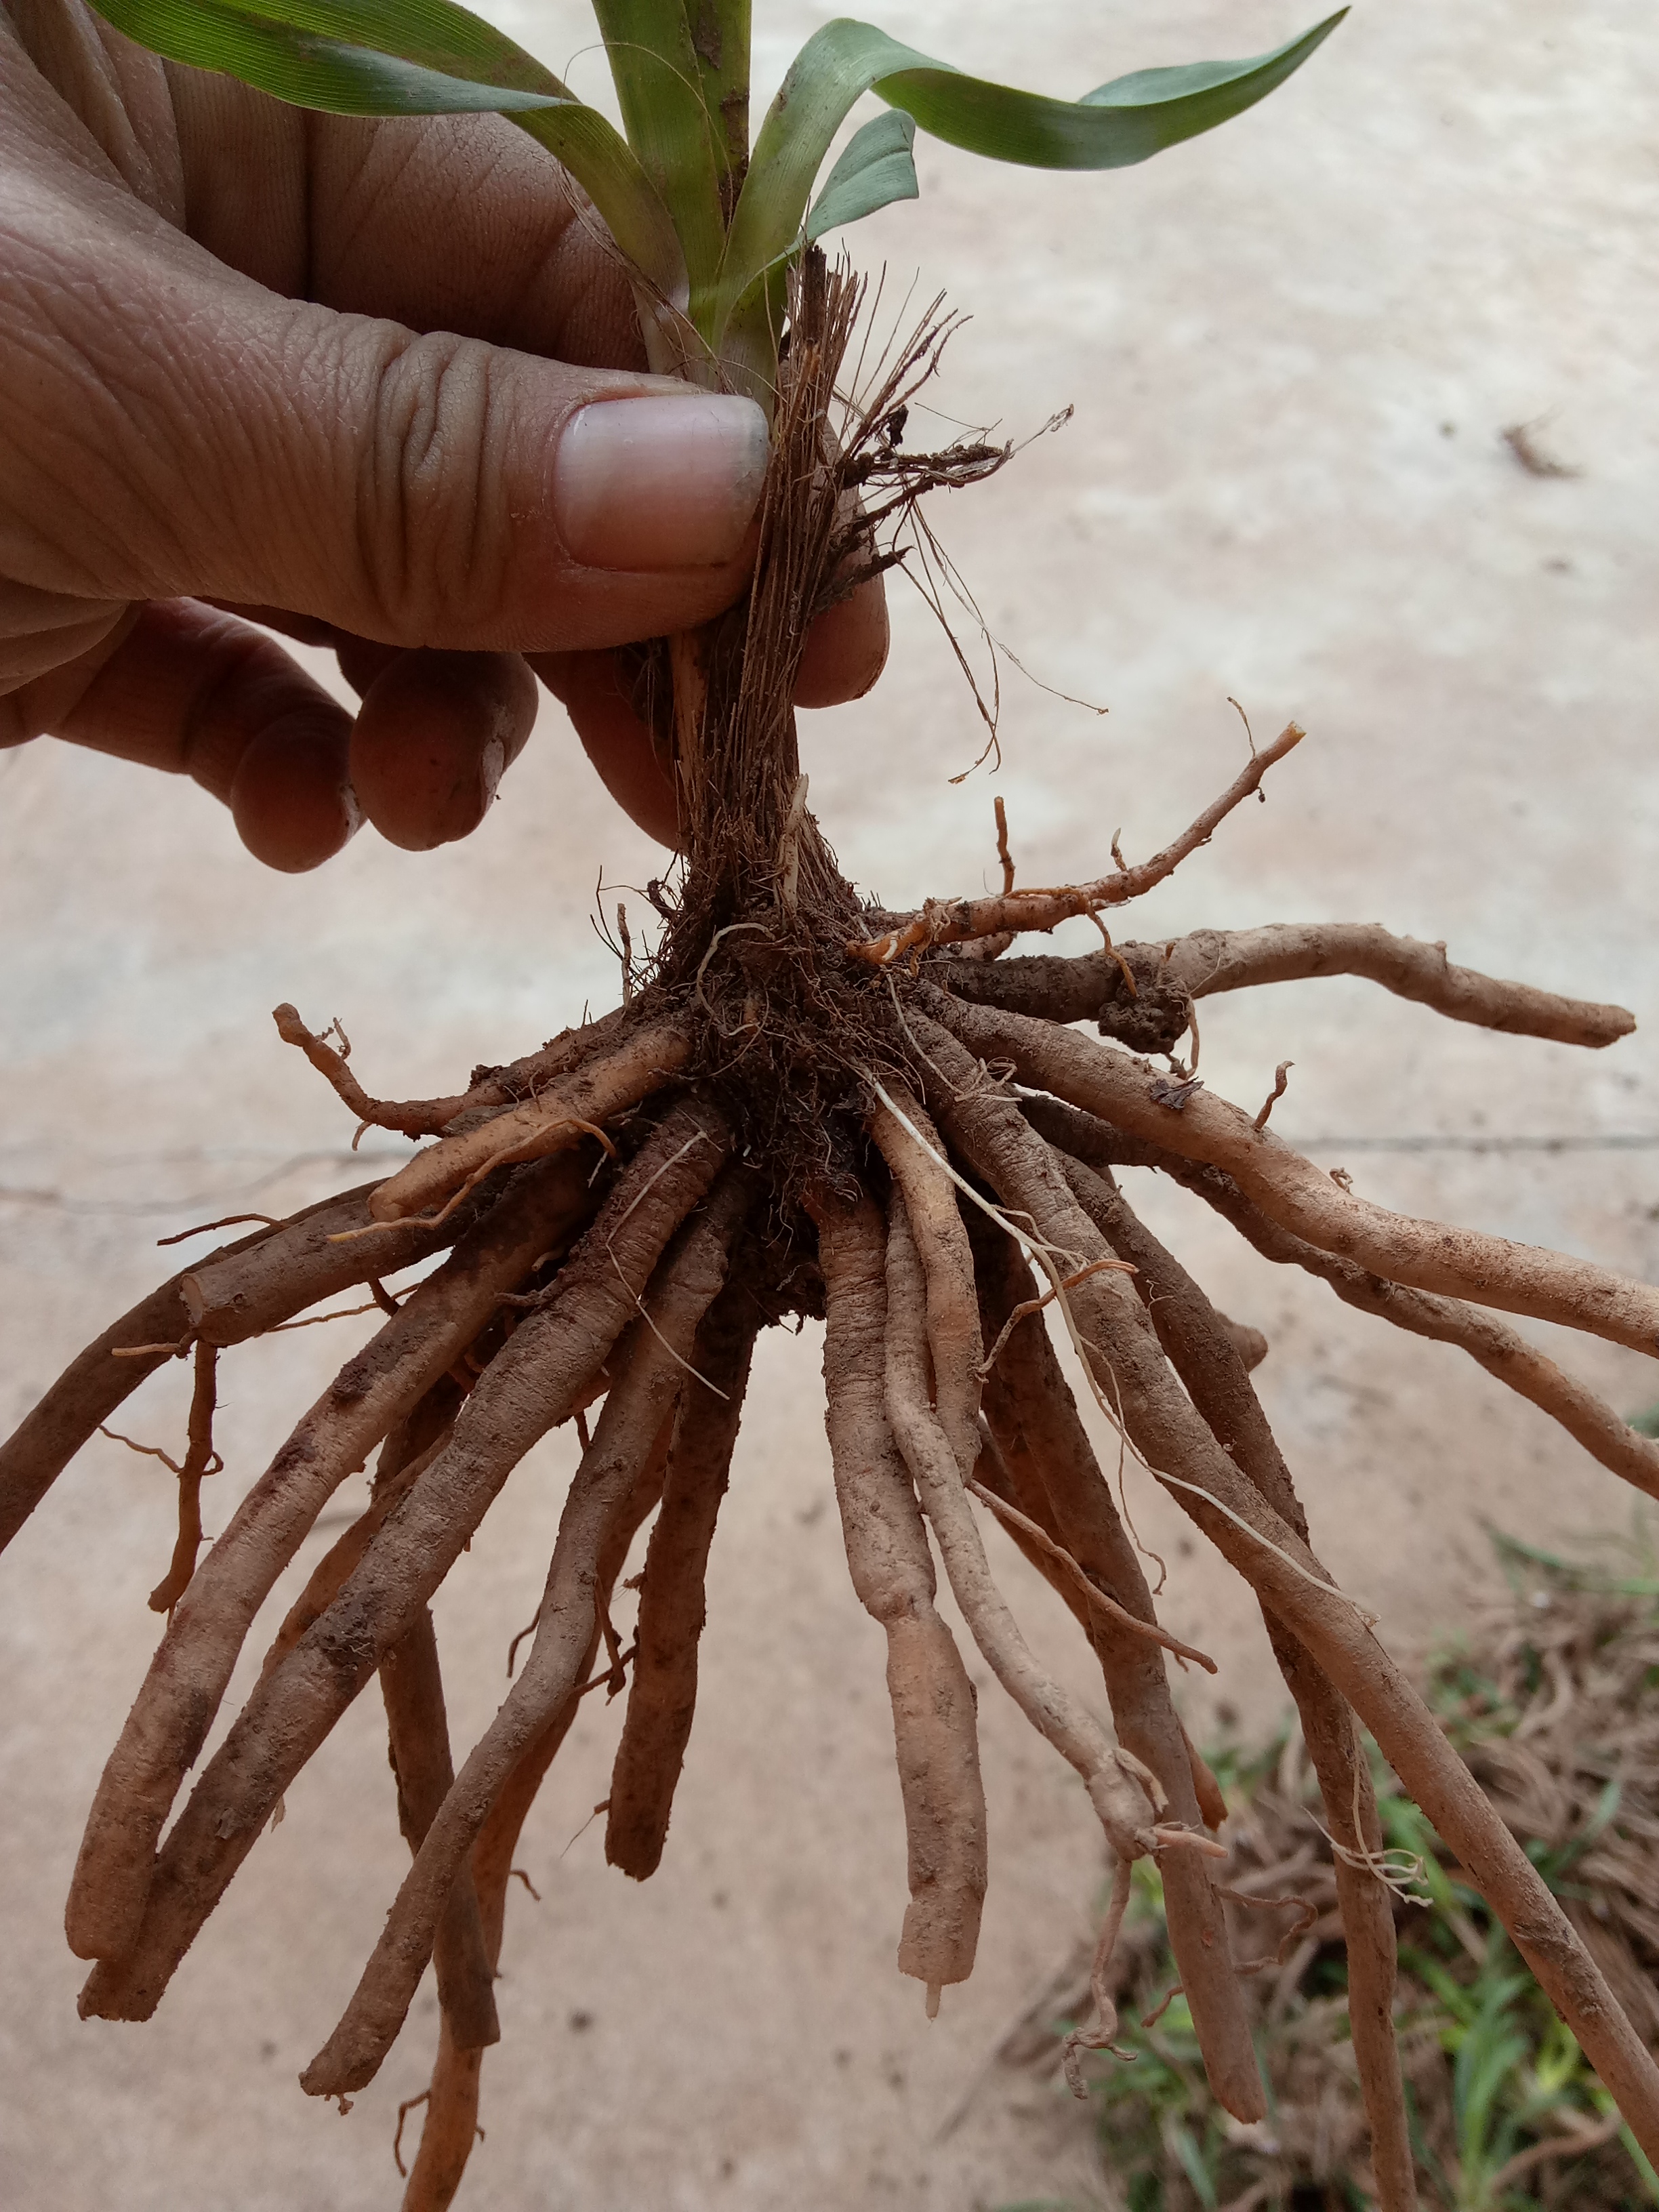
<box><xmin>3</xmin><ymin>2</ymin><xmax>1656</xmax><ymax>2205</ymax></box>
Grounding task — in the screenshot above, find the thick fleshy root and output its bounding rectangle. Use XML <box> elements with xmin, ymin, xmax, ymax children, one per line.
<box><xmin>9</xmin><ymin>252</ymin><xmax>1659</xmax><ymax>2205</ymax></box>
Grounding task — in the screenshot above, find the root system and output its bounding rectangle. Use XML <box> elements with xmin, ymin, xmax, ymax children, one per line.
<box><xmin>5</xmin><ymin>255</ymin><xmax>1654</xmax><ymax>2207</ymax></box>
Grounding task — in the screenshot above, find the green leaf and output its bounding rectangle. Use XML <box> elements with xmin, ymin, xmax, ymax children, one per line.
<box><xmin>89</xmin><ymin>0</ymin><xmax>689</xmax><ymax>311</ymax></box>
<box><xmin>684</xmin><ymin>0</ymin><xmax>752</xmax><ymax>186</ymax></box>
<box><xmin>590</xmin><ymin>2</ymin><xmax>726</xmax><ymax>303</ymax></box>
<box><xmin>713</xmin><ymin>12</ymin><xmax>1346</xmax><ymax>348</ymax></box>
<box><xmin>91</xmin><ymin>0</ymin><xmax>568</xmax><ymax>112</ymax></box>
<box><xmin>807</xmin><ymin>109</ymin><xmax>918</xmax><ymax>241</ymax></box>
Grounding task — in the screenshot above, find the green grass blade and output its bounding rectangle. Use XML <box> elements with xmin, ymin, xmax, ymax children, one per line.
<box><xmin>93</xmin><ymin>0</ymin><xmax>566</xmax><ymax>112</ymax></box>
<box><xmin>806</xmin><ymin>108</ymin><xmax>917</xmax><ymax>240</ymax></box>
<box><xmin>686</xmin><ymin>0</ymin><xmax>752</xmax><ymax>188</ymax></box>
<box><xmin>168</xmin><ymin>0</ymin><xmax>570</xmax><ymax>92</ymax></box>
<box><xmin>91</xmin><ymin>0</ymin><xmax>689</xmax><ymax>310</ymax></box>
<box><xmin>590</xmin><ymin>3</ymin><xmax>726</xmax><ymax>301</ymax></box>
<box><xmin>714</xmin><ymin>12</ymin><xmax>1345</xmax><ymax>350</ymax></box>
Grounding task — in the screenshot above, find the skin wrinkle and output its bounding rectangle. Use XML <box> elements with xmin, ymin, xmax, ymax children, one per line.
<box><xmin>1</xmin><ymin>5</ymin><xmax>882</xmax><ymax>864</ymax></box>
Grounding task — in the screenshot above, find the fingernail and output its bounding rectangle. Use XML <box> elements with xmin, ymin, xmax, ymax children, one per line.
<box><xmin>554</xmin><ymin>395</ymin><xmax>769</xmax><ymax>571</ymax></box>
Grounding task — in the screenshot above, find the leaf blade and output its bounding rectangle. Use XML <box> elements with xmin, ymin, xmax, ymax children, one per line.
<box><xmin>715</xmin><ymin>12</ymin><xmax>1346</xmax><ymax>347</ymax></box>
<box><xmin>806</xmin><ymin>108</ymin><xmax>918</xmax><ymax>241</ymax></box>
<box><xmin>589</xmin><ymin>1</ymin><xmax>726</xmax><ymax>304</ymax></box>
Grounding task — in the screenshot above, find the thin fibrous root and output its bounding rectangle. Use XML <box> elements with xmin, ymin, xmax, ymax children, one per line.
<box><xmin>936</xmin><ymin>990</ymin><xmax>1659</xmax><ymax>1356</ymax></box>
<box><xmin>397</xmin><ymin>1420</ymin><xmax>672</xmax><ymax>2212</ymax></box>
<box><xmin>963</xmin><ymin>1204</ymin><xmax>1264</xmax><ymax>2123</ymax></box>
<box><xmin>299</xmin><ymin>1166</ymin><xmax>754</xmax><ymax>2097</ymax></box>
<box><xmin>852</xmin><ymin>724</ymin><xmax>1303</xmax><ymax>964</ymax></box>
<box><xmin>66</xmin><ymin>1149</ymin><xmax>601</xmax><ymax>1966</ymax></box>
<box><xmin>272</xmin><ymin>1001</ymin><xmax>634</xmax><ymax>1139</ymax></box>
<box><xmin>146</xmin><ymin>1340</ymin><xmax>221</xmax><ymax>1615</ymax></box>
<box><xmin>605</xmin><ymin>1275</ymin><xmax>759</xmax><ymax>1880</ymax></box>
<box><xmin>1029</xmin><ymin>1093</ymin><xmax>1659</xmax><ymax>1504</ymax></box>
<box><xmin>943</xmin><ymin>921</ymin><xmax>1634</xmax><ymax>1051</ymax></box>
<box><xmin>810</xmin><ymin>1183</ymin><xmax>987</xmax><ymax>2001</ymax></box>
<box><xmin>920</xmin><ymin>1012</ymin><xmax>1659</xmax><ymax>2164</ymax></box>
<box><xmin>883</xmin><ymin>1188</ymin><xmax>1164</xmax><ymax>1868</ymax></box>
<box><xmin>77</xmin><ymin>1108</ymin><xmax>727</xmax><ymax>2020</ymax></box>
<box><xmin>1059</xmin><ymin>1145</ymin><xmax>1414</xmax><ymax>2211</ymax></box>
<box><xmin>367</xmin><ymin>1016</ymin><xmax>691</xmax><ymax>1227</ymax></box>
<box><xmin>1061</xmin><ymin>1852</ymin><xmax>1134</xmax><ymax>2097</ymax></box>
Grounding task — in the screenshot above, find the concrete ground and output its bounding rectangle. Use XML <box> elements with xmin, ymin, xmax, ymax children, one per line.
<box><xmin>3</xmin><ymin>1</ymin><xmax>1657</xmax><ymax>2205</ymax></box>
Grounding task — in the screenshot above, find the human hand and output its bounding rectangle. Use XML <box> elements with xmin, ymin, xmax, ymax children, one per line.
<box><xmin>0</xmin><ymin>1</ymin><xmax>887</xmax><ymax>869</ymax></box>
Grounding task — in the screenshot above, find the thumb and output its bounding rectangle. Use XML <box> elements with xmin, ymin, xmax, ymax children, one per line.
<box><xmin>24</xmin><ymin>209</ymin><xmax>769</xmax><ymax>653</ymax></box>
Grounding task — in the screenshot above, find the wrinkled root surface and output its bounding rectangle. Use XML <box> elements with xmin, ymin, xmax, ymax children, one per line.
<box><xmin>5</xmin><ymin>258</ymin><xmax>1658</xmax><ymax>2212</ymax></box>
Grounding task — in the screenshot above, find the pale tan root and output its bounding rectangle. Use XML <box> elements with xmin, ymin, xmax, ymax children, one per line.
<box><xmin>883</xmin><ymin>1191</ymin><xmax>1162</xmax><ymax>1865</ymax></box>
<box><xmin>66</xmin><ymin>1150</ymin><xmax>599</xmax><ymax>1965</ymax></box>
<box><xmin>851</xmin><ymin>722</ymin><xmax>1303</xmax><ymax>964</ymax></box>
<box><xmin>605</xmin><ymin>1277</ymin><xmax>758</xmax><ymax>1880</ymax></box>
<box><xmin>381</xmin><ymin>1606</ymin><xmax>499</xmax><ymax>2055</ymax></box>
<box><xmin>945</xmin><ymin>923</ymin><xmax>1633</xmax><ymax>1051</ymax></box>
<box><xmin>371</xmin><ymin>1385</ymin><xmax>501</xmax><ymax>2060</ymax></box>
<box><xmin>1029</xmin><ymin>1092</ymin><xmax>1659</xmax><ymax>1503</ymax></box>
<box><xmin>811</xmin><ymin>1184</ymin><xmax>987</xmax><ymax>1996</ymax></box>
<box><xmin>180</xmin><ymin>1175</ymin><xmax>517</xmax><ymax>1348</ymax></box>
<box><xmin>1164</xmin><ymin>922</ymin><xmax>1634</xmax><ymax>1047</ymax></box>
<box><xmin>965</xmin><ymin>1208</ymin><xmax>1264</xmax><ymax>2124</ymax></box>
<box><xmin>77</xmin><ymin>1109</ymin><xmax>728</xmax><ymax>2023</ymax></box>
<box><xmin>397</xmin><ymin>1430</ymin><xmax>670</xmax><ymax>2212</ymax></box>
<box><xmin>937</xmin><ymin>991</ymin><xmax>1659</xmax><ymax>1356</ymax></box>
<box><xmin>869</xmin><ymin>1084</ymin><xmax>983</xmax><ymax>1475</ymax></box>
<box><xmin>298</xmin><ymin>1168</ymin><xmax>754</xmax><ymax>2097</ymax></box>
<box><xmin>368</xmin><ymin>1015</ymin><xmax>691</xmax><ymax>1225</ymax></box>
<box><xmin>256</xmin><ymin>1422</ymin><xmax>457</xmax><ymax>1685</ymax></box>
<box><xmin>1059</xmin><ymin>1146</ymin><xmax>1414</xmax><ymax>2209</ymax></box>
<box><xmin>915</xmin><ymin>1010</ymin><xmax>1659</xmax><ymax>2163</ymax></box>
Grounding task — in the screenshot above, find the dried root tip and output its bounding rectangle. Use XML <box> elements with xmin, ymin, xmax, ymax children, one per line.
<box><xmin>367</xmin><ymin>1015</ymin><xmax>689</xmax><ymax>1227</ymax></box>
<box><xmin>812</xmin><ymin>1185</ymin><xmax>987</xmax><ymax>1996</ymax></box>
